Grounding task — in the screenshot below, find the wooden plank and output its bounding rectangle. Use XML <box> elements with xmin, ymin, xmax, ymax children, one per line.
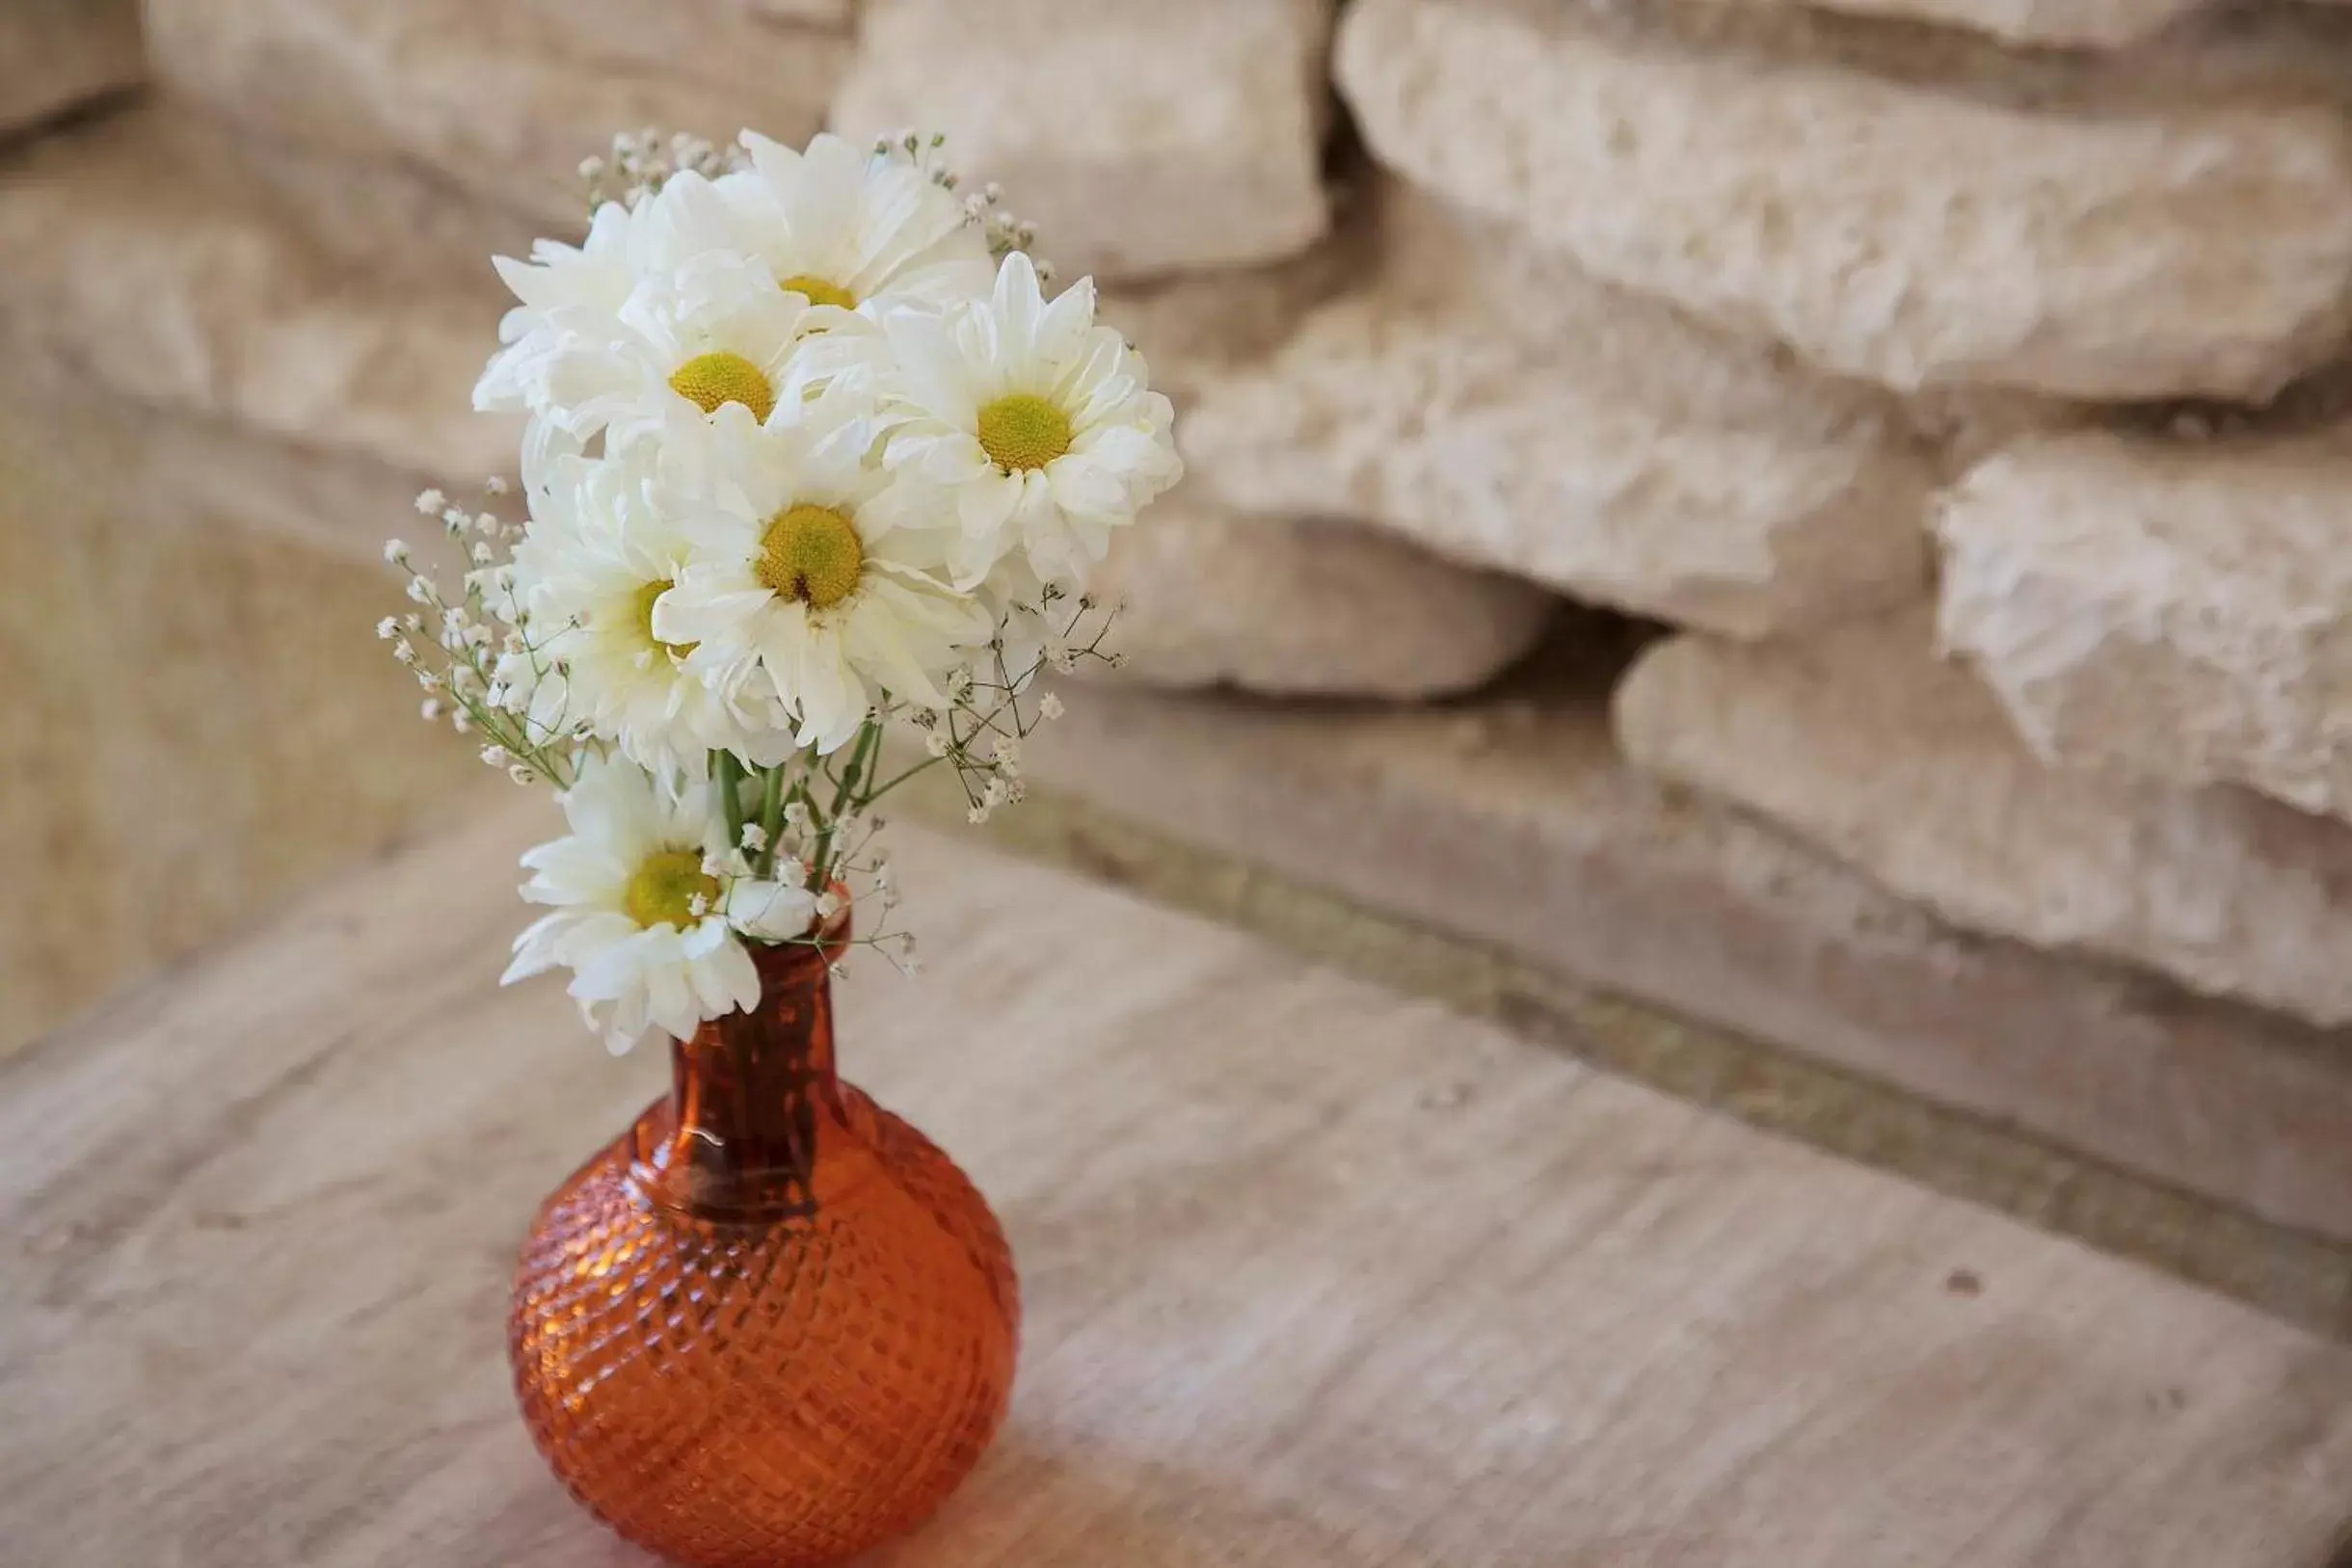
<box><xmin>4</xmin><ymin>793</ymin><xmax>2350</xmax><ymax>1567</ymax></box>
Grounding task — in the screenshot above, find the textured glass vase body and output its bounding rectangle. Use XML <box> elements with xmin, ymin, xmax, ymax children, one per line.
<box><xmin>509</xmin><ymin>925</ymin><xmax>1019</xmax><ymax>1568</ymax></box>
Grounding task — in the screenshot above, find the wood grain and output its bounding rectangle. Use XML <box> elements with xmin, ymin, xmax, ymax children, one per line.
<box><xmin>4</xmin><ymin>792</ymin><xmax>2350</xmax><ymax>1567</ymax></box>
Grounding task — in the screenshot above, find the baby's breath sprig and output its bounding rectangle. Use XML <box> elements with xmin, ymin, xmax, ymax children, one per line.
<box><xmin>871</xmin><ymin>127</ymin><xmax>1051</xmax><ymax>283</ymax></box>
<box><xmin>384</xmin><ymin>484</ymin><xmax>582</xmax><ymax>788</ymax></box>
<box><xmin>915</xmin><ymin>585</ymin><xmax>1116</xmax><ymax>827</ymax></box>
<box><xmin>581</xmin><ymin>128</ymin><xmax>748</xmax><ymax>215</ymax></box>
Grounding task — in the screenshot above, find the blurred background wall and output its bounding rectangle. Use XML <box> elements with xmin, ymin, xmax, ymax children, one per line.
<box><xmin>4</xmin><ymin>0</ymin><xmax>2352</xmax><ymax>1241</ymax></box>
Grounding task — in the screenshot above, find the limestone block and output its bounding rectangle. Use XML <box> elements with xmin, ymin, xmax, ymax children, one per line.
<box><xmin>145</xmin><ymin>0</ymin><xmax>848</xmax><ymax>232</ymax></box>
<box><xmin>1184</xmin><ymin>190</ymin><xmax>1931</xmax><ymax>638</ymax></box>
<box><xmin>832</xmin><ymin>0</ymin><xmax>1332</xmax><ymax>280</ymax></box>
<box><xmin>1700</xmin><ymin>0</ymin><xmax>2201</xmax><ymax>48</ymax></box>
<box><xmin>1615</xmin><ymin>618</ymin><xmax>2352</xmax><ymax>1025</ymax></box>
<box><xmin>0</xmin><ymin>112</ymin><xmax>516</xmax><ymax>511</ymax></box>
<box><xmin>1937</xmin><ymin>426</ymin><xmax>2352</xmax><ymax>820</ymax></box>
<box><xmin>0</xmin><ymin>0</ymin><xmax>141</xmax><ymax>138</ymax></box>
<box><xmin>1085</xmin><ymin>498</ymin><xmax>1556</xmax><ymax>699</ymax></box>
<box><xmin>1098</xmin><ymin>241</ymin><xmax>1358</xmax><ymax>409</ymax></box>
<box><xmin>1336</xmin><ymin>0</ymin><xmax>2352</xmax><ymax>401</ymax></box>
<box><xmin>170</xmin><ymin>116</ymin><xmax>540</xmax><ymax>299</ymax></box>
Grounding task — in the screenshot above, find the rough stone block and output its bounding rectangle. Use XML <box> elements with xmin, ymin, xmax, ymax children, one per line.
<box><xmin>0</xmin><ymin>0</ymin><xmax>141</xmax><ymax>139</ymax></box>
<box><xmin>832</xmin><ymin>0</ymin><xmax>1332</xmax><ymax>280</ymax></box>
<box><xmin>1336</xmin><ymin>0</ymin><xmax>2352</xmax><ymax>401</ymax></box>
<box><xmin>1086</xmin><ymin>497</ymin><xmax>1556</xmax><ymax>699</ymax></box>
<box><xmin>1703</xmin><ymin>0</ymin><xmax>2202</xmax><ymax>49</ymax></box>
<box><xmin>1615</xmin><ymin>616</ymin><xmax>2352</xmax><ymax>1026</ymax></box>
<box><xmin>1937</xmin><ymin>425</ymin><xmax>2352</xmax><ymax>820</ymax></box>
<box><xmin>0</xmin><ymin>111</ymin><xmax>517</xmax><ymax>513</ymax></box>
<box><xmin>1185</xmin><ymin>188</ymin><xmax>1932</xmax><ymax>638</ymax></box>
<box><xmin>146</xmin><ymin>0</ymin><xmax>848</xmax><ymax>232</ymax></box>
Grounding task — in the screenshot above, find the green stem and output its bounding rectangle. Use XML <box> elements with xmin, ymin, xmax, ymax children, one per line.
<box><xmin>864</xmin><ymin>752</ymin><xmax>943</xmax><ymax>805</ymax></box>
<box><xmin>756</xmin><ymin>763</ymin><xmax>786</xmax><ymax>879</ymax></box>
<box><xmin>804</xmin><ymin>716</ymin><xmax>880</xmax><ymax>894</ymax></box>
<box><xmin>713</xmin><ymin>750</ymin><xmax>745</xmax><ymax>854</ymax></box>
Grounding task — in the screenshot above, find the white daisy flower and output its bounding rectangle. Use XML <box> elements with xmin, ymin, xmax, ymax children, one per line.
<box><xmin>656</xmin><ymin>133</ymin><xmax>993</xmax><ymax>321</ymax></box>
<box><xmin>474</xmin><ymin>199</ymin><xmax>646</xmax><ymax>412</ymax></box>
<box><xmin>498</xmin><ymin>446</ymin><xmax>794</xmax><ymax>776</ymax></box>
<box><xmin>652</xmin><ymin>387</ymin><xmax>988</xmax><ymax>754</ymax></box>
<box><xmin>723</xmin><ymin>867</ymin><xmax>824</xmax><ymax>943</ymax></box>
<box><xmin>500</xmin><ymin>757</ymin><xmax>765</xmax><ymax>1054</ymax></box>
<box><xmin>491</xmin><ymin>247</ymin><xmax>821</xmax><ymax>459</ymax></box>
<box><xmin>475</xmin><ymin>135</ymin><xmax>981</xmax><ymax>469</ymax></box>
<box><xmin>880</xmin><ymin>252</ymin><xmax>1184</xmax><ymax>593</ymax></box>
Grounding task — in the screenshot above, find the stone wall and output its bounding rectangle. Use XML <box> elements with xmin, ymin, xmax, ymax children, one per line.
<box><xmin>5</xmin><ymin>0</ymin><xmax>2352</xmax><ymax>1039</ymax></box>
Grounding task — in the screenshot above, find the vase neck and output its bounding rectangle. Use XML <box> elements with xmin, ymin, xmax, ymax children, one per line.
<box><xmin>642</xmin><ymin>932</ymin><xmax>845</xmax><ymax>1223</ymax></box>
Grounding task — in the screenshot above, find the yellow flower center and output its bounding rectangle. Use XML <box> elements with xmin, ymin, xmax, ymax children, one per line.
<box><xmin>623</xmin><ymin>850</ymin><xmax>720</xmax><ymax>930</ymax></box>
<box><xmin>757</xmin><ymin>504</ymin><xmax>864</xmax><ymax>610</ymax></box>
<box><xmin>630</xmin><ymin>578</ymin><xmax>696</xmax><ymax>659</ymax></box>
<box><xmin>976</xmin><ymin>392</ymin><xmax>1073</xmax><ymax>473</ymax></box>
<box><xmin>668</xmin><ymin>350</ymin><xmax>775</xmax><ymax>422</ymax></box>
<box><xmin>777</xmin><ymin>273</ymin><xmax>858</xmax><ymax>310</ymax></box>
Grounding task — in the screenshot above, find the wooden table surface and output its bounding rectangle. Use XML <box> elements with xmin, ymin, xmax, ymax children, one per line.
<box><xmin>6</xmin><ymin>794</ymin><xmax>2352</xmax><ymax>1567</ymax></box>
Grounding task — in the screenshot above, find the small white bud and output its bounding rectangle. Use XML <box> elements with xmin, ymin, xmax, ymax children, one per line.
<box><xmin>507</xmin><ymin>764</ymin><xmax>537</xmax><ymax>786</ymax></box>
<box><xmin>686</xmin><ymin>892</ymin><xmax>709</xmax><ymax>918</ymax></box>
<box><xmin>414</xmin><ymin>491</ymin><xmax>446</xmax><ymax>516</ymax></box>
<box><xmin>1038</xmin><ymin>691</ymin><xmax>1065</xmax><ymax>720</ymax></box>
<box><xmin>480</xmin><ymin>744</ymin><xmax>511</xmax><ymax>768</ymax></box>
<box><xmin>390</xmin><ymin>640</ymin><xmax>417</xmax><ymax>665</ymax></box>
<box><xmin>700</xmin><ymin>853</ymin><xmax>727</xmax><ymax>878</ymax></box>
<box><xmin>739</xmin><ymin>823</ymin><xmax>768</xmax><ymax>852</ymax></box>
<box><xmin>376</xmin><ymin>616</ymin><xmax>400</xmax><ymax>640</ymax></box>
<box><xmin>484</xmin><ymin>475</ymin><xmax>510</xmax><ymax>496</ymax></box>
<box><xmin>924</xmin><ymin>731</ymin><xmax>950</xmax><ymax>757</ymax></box>
<box><xmin>420</xmin><ymin>698</ymin><xmax>444</xmax><ymax>721</ymax></box>
<box><xmin>384</xmin><ymin>539</ymin><xmax>411</xmax><ymax>566</ymax></box>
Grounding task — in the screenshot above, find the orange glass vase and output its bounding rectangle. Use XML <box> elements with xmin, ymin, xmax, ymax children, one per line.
<box><xmin>508</xmin><ymin>918</ymin><xmax>1019</xmax><ymax>1568</ymax></box>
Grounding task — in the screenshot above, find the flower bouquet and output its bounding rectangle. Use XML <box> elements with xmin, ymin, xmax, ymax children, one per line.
<box><xmin>383</xmin><ymin>129</ymin><xmax>1179</xmax><ymax>1568</ymax></box>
